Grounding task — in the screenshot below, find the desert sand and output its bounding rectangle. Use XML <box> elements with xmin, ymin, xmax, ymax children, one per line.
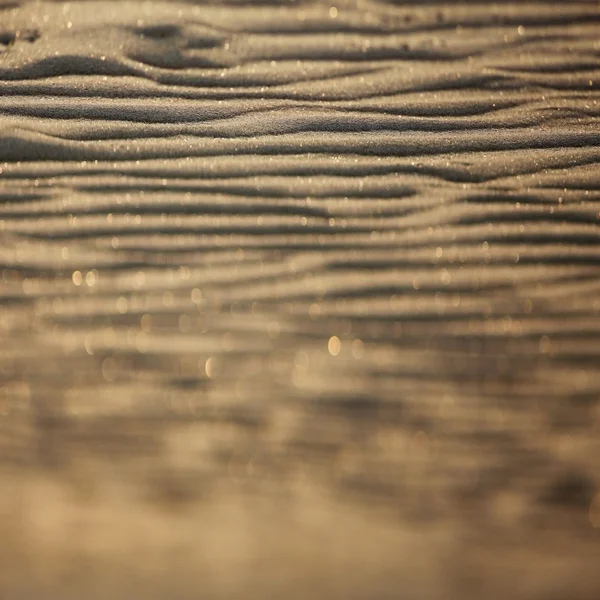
<box><xmin>1</xmin><ymin>1</ymin><xmax>600</xmax><ymax>598</ymax></box>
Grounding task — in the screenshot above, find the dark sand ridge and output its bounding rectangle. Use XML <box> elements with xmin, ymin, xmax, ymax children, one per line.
<box><xmin>1</xmin><ymin>0</ymin><xmax>600</xmax><ymax>598</ymax></box>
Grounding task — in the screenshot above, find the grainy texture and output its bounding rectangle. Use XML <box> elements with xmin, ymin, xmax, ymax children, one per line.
<box><xmin>1</xmin><ymin>1</ymin><xmax>600</xmax><ymax>598</ymax></box>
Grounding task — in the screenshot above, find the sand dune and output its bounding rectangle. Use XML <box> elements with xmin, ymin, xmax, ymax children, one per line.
<box><xmin>1</xmin><ymin>1</ymin><xmax>600</xmax><ymax>598</ymax></box>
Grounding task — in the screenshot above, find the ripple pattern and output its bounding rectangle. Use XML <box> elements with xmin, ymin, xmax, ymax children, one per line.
<box><xmin>1</xmin><ymin>1</ymin><xmax>600</xmax><ymax>598</ymax></box>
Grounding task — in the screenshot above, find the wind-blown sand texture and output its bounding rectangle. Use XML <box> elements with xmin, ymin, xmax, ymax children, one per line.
<box><xmin>1</xmin><ymin>0</ymin><xmax>600</xmax><ymax>598</ymax></box>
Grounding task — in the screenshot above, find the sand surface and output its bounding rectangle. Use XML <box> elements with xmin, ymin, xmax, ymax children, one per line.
<box><xmin>1</xmin><ymin>1</ymin><xmax>600</xmax><ymax>598</ymax></box>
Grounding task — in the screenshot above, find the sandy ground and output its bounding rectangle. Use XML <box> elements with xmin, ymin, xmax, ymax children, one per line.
<box><xmin>1</xmin><ymin>1</ymin><xmax>600</xmax><ymax>598</ymax></box>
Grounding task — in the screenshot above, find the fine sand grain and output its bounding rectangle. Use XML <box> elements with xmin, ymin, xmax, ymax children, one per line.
<box><xmin>1</xmin><ymin>1</ymin><xmax>600</xmax><ymax>598</ymax></box>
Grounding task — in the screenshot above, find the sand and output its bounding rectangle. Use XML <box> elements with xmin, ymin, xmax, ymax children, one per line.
<box><xmin>1</xmin><ymin>0</ymin><xmax>600</xmax><ymax>598</ymax></box>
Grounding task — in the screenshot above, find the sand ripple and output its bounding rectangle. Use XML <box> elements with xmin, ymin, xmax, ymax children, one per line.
<box><xmin>1</xmin><ymin>1</ymin><xmax>600</xmax><ymax>598</ymax></box>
